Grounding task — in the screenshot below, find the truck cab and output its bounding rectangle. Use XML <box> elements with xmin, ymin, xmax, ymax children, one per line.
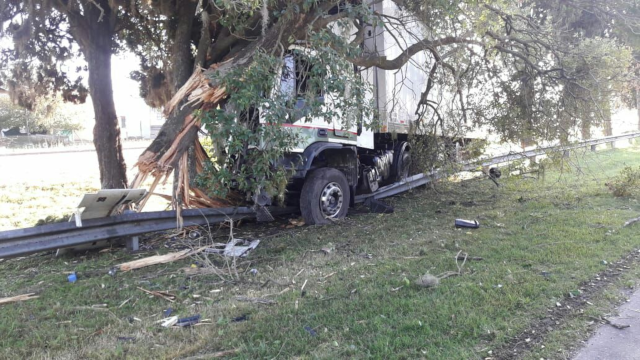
<box><xmin>264</xmin><ymin>47</ymin><xmax>412</xmax><ymax>225</ymax></box>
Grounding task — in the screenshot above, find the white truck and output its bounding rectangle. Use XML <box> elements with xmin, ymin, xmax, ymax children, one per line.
<box><xmin>245</xmin><ymin>1</ymin><xmax>430</xmax><ymax>225</ymax></box>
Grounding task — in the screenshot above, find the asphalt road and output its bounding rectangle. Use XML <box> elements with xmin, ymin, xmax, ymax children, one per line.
<box><xmin>574</xmin><ymin>288</ymin><xmax>640</xmax><ymax>360</ymax></box>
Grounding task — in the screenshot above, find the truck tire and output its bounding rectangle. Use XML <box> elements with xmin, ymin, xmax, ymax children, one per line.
<box><xmin>300</xmin><ymin>168</ymin><xmax>350</xmax><ymax>225</ymax></box>
<box><xmin>393</xmin><ymin>142</ymin><xmax>411</xmax><ymax>182</ymax></box>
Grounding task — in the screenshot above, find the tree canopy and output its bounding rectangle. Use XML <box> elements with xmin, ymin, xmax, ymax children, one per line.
<box><xmin>127</xmin><ymin>0</ymin><xmax>639</xmax><ymax>206</ymax></box>
<box><xmin>3</xmin><ymin>0</ymin><xmax>639</xmax><ymax>206</ymax></box>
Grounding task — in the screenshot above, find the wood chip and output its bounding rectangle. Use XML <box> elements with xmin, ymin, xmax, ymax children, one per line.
<box><xmin>0</xmin><ymin>293</ymin><xmax>39</xmax><ymax>306</ymax></box>
<box><xmin>118</xmin><ymin>247</ymin><xmax>207</xmax><ymax>272</ymax></box>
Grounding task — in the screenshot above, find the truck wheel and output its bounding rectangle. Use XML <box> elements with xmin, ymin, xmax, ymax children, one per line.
<box><xmin>300</xmin><ymin>168</ymin><xmax>350</xmax><ymax>225</ymax></box>
<box><xmin>394</xmin><ymin>143</ymin><xmax>411</xmax><ymax>182</ymax></box>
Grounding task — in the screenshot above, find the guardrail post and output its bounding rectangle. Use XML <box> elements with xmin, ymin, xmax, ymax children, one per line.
<box><xmin>126</xmin><ymin>236</ymin><xmax>139</xmax><ymax>251</ymax></box>
<box><xmin>563</xmin><ymin>150</ymin><xmax>570</xmax><ymax>158</ymax></box>
<box><xmin>608</xmin><ymin>141</ymin><xmax>616</xmax><ymax>149</ymax></box>
<box><xmin>590</xmin><ymin>144</ymin><xmax>597</xmax><ymax>152</ymax></box>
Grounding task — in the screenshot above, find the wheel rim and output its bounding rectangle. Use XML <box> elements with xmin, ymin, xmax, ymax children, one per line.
<box><xmin>320</xmin><ymin>182</ymin><xmax>344</xmax><ymax>218</ymax></box>
<box><xmin>400</xmin><ymin>152</ymin><xmax>411</xmax><ymax>179</ymax></box>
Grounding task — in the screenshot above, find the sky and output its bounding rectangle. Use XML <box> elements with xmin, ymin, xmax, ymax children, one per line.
<box><xmin>53</xmin><ymin>53</ymin><xmax>159</xmax><ymax>140</ymax></box>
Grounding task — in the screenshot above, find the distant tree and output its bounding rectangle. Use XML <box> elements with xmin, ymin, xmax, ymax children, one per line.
<box><xmin>0</xmin><ymin>96</ymin><xmax>30</xmax><ymax>130</ymax></box>
<box><xmin>0</xmin><ymin>95</ymin><xmax>83</xmax><ymax>134</ymax></box>
<box><xmin>1</xmin><ymin>0</ymin><xmax>127</xmax><ymax>188</ymax></box>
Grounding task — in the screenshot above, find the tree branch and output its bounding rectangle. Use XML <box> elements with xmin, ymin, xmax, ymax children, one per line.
<box><xmin>349</xmin><ymin>36</ymin><xmax>481</xmax><ymax>70</ymax></box>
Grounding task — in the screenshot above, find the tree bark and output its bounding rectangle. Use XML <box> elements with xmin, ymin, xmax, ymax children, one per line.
<box><xmin>84</xmin><ymin>1</ymin><xmax>128</xmax><ymax>189</ymax></box>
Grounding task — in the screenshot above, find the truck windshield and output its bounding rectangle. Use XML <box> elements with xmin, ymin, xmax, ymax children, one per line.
<box><xmin>280</xmin><ymin>52</ymin><xmax>323</xmax><ymax>123</ymax></box>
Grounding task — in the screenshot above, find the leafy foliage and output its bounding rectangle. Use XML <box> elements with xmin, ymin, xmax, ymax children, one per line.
<box><xmin>197</xmin><ymin>30</ymin><xmax>374</xmax><ymax>200</ymax></box>
<box><xmin>0</xmin><ymin>96</ymin><xmax>84</xmax><ymax>133</ymax></box>
<box><xmin>607</xmin><ymin>165</ymin><xmax>640</xmax><ymax>197</ymax></box>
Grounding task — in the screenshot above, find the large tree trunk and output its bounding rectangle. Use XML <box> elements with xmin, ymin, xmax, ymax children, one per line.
<box><xmin>85</xmin><ymin>1</ymin><xmax>127</xmax><ymax>189</ymax></box>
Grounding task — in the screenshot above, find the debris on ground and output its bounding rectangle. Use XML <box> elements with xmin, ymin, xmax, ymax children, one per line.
<box><xmin>304</xmin><ymin>325</ymin><xmax>318</xmax><ymax>337</ymax></box>
<box><xmin>321</xmin><ymin>243</ymin><xmax>335</xmax><ymax>254</ymax></box>
<box><xmin>232</xmin><ymin>314</ymin><xmax>248</xmax><ymax>322</ymax></box>
<box><xmin>117</xmin><ymin>336</ymin><xmax>136</xmax><ymax>342</ymax></box>
<box><xmin>176</xmin><ymin>315</ymin><xmax>201</xmax><ymax>327</ymax></box>
<box><xmin>67</xmin><ymin>272</ymin><xmax>77</xmax><ymax>283</ymax></box>
<box><xmin>118</xmin><ymin>248</ymin><xmax>206</xmax><ymax>271</ymax></box>
<box><xmin>288</xmin><ymin>218</ymin><xmax>306</xmax><ymax>227</ymax></box>
<box><xmin>0</xmin><ymin>293</ymin><xmax>39</xmax><ymax>306</ymax></box>
<box><xmin>160</xmin><ymin>316</ymin><xmax>178</xmax><ymax>328</ymax></box>
<box><xmin>592</xmin><ymin>316</ymin><xmax>631</xmax><ymax>330</ymax></box>
<box><xmin>623</xmin><ymin>216</ymin><xmax>640</xmax><ymax>227</ymax></box>
<box><xmin>455</xmin><ymin>219</ymin><xmax>480</xmax><ymax>229</ymax></box>
<box><xmin>415</xmin><ymin>273</ymin><xmax>440</xmax><ymax>288</ymax></box>
<box><xmin>205</xmin><ymin>239</ymin><xmax>260</xmax><ymax>257</ymax></box>
<box><xmin>137</xmin><ymin>287</ymin><xmax>177</xmax><ymax>302</ymax></box>
<box><xmin>416</xmin><ymin>251</ymin><xmax>469</xmax><ymax>288</ymax></box>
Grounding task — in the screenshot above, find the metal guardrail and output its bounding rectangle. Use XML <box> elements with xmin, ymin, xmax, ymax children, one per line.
<box><xmin>357</xmin><ymin>132</ymin><xmax>640</xmax><ymax>202</ymax></box>
<box><xmin>1</xmin><ymin>132</ymin><xmax>638</xmax><ymax>259</ymax></box>
<box><xmin>0</xmin><ymin>207</ymin><xmax>295</xmax><ymax>259</ymax></box>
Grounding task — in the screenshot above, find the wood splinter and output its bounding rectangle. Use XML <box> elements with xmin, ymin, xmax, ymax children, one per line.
<box><xmin>0</xmin><ymin>293</ymin><xmax>39</xmax><ymax>306</ymax></box>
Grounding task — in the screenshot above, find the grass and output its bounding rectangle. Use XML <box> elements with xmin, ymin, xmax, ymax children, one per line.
<box><xmin>0</xmin><ymin>145</ymin><xmax>640</xmax><ymax>359</ymax></box>
<box><xmin>0</xmin><ymin>148</ymin><xmax>172</xmax><ymax>230</ymax></box>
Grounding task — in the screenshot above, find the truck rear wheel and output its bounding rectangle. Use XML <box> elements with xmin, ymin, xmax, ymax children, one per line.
<box><xmin>300</xmin><ymin>168</ymin><xmax>350</xmax><ymax>225</ymax></box>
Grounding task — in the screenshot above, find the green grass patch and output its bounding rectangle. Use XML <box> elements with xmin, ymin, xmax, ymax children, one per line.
<box><xmin>0</xmin><ymin>146</ymin><xmax>639</xmax><ymax>358</ymax></box>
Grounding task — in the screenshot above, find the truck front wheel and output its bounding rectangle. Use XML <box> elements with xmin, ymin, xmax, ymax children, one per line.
<box><xmin>300</xmin><ymin>168</ymin><xmax>350</xmax><ymax>225</ymax></box>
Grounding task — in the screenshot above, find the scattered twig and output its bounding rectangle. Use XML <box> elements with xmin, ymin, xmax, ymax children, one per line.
<box><xmin>118</xmin><ymin>248</ymin><xmax>207</xmax><ymax>272</ymax></box>
<box><xmin>137</xmin><ymin>287</ymin><xmax>176</xmax><ymax>302</ymax></box>
<box><xmin>0</xmin><ymin>293</ymin><xmax>39</xmax><ymax>305</ymax></box>
<box><xmin>323</xmin><ymin>272</ymin><xmax>336</xmax><ymax>279</ymax></box>
<box><xmin>603</xmin><ymin>317</ymin><xmax>630</xmax><ymax>330</ymax></box>
<box><xmin>300</xmin><ymin>279</ymin><xmax>308</xmax><ymax>292</ymax></box>
<box><xmin>294</xmin><ymin>268</ymin><xmax>305</xmax><ymax>278</ymax></box>
<box><xmin>118</xmin><ymin>297</ymin><xmax>132</xmax><ymax>308</ymax></box>
<box><xmin>590</xmin><ymin>316</ymin><xmax>630</xmax><ymax>330</ymax></box>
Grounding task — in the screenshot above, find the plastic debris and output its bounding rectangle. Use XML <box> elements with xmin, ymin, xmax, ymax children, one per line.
<box><xmin>108</xmin><ymin>267</ymin><xmax>117</xmax><ymax>277</ymax></box>
<box><xmin>176</xmin><ymin>315</ymin><xmax>201</xmax><ymax>327</ymax></box>
<box><xmin>304</xmin><ymin>325</ymin><xmax>317</xmax><ymax>337</ymax></box>
<box><xmin>160</xmin><ymin>316</ymin><xmax>178</xmax><ymax>328</ymax></box>
<box><xmin>455</xmin><ymin>219</ymin><xmax>480</xmax><ymax>229</ymax></box>
<box><xmin>163</xmin><ymin>308</ymin><xmax>173</xmax><ymax>317</ymax></box>
<box><xmin>67</xmin><ymin>273</ymin><xmax>77</xmax><ymax>283</ymax></box>
<box><xmin>205</xmin><ymin>239</ymin><xmax>260</xmax><ymax>257</ymax></box>
<box><xmin>232</xmin><ymin>314</ymin><xmax>248</xmax><ymax>323</ymax></box>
